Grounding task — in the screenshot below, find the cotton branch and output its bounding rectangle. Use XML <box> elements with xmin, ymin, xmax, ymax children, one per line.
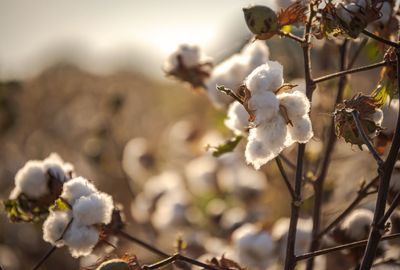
<box><xmin>362</xmin><ymin>29</ymin><xmax>399</xmax><ymax>48</ymax></box>
<box><xmin>275</xmin><ymin>156</ymin><xmax>295</xmax><ymax>200</ymax></box>
<box><xmin>216</xmin><ymin>85</ymin><xmax>244</xmax><ymax>104</ymax></box>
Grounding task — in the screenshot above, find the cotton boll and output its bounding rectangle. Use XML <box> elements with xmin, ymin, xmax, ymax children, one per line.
<box><xmin>15</xmin><ymin>160</ymin><xmax>48</xmax><ymax>198</ymax></box>
<box><xmin>225</xmin><ymin>101</ymin><xmax>249</xmax><ymax>135</ymax></box>
<box><xmin>245</xmin><ymin>62</ymin><xmax>284</xmax><ymax>95</ymax></box>
<box><xmin>340</xmin><ymin>209</ymin><xmax>373</xmax><ymax>240</ymax></box>
<box><xmin>220</xmin><ymin>207</ymin><xmax>247</xmax><ymax>231</ymax></box>
<box><xmin>278</xmin><ymin>91</ymin><xmax>311</xmax><ymax>118</ymax></box>
<box><xmin>232</xmin><ymin>223</ymin><xmax>275</xmax><ymax>270</ymax></box>
<box><xmin>185</xmin><ymin>155</ymin><xmax>218</xmax><ymax>196</ymax></box>
<box><xmin>43</xmin><ymin>210</ymin><xmax>72</xmax><ymax>247</ymax></box>
<box><xmin>287</xmin><ymin>115</ymin><xmax>314</xmax><ymax>144</ymax></box>
<box><xmin>370</xmin><ymin>109</ymin><xmax>383</xmax><ymax>126</ymax></box>
<box><xmin>164</xmin><ymin>44</ymin><xmax>206</xmax><ymax>71</ymax></box>
<box><xmin>143</xmin><ymin>171</ymin><xmax>185</xmax><ymax>200</ymax></box>
<box><xmin>9</xmin><ymin>186</ymin><xmax>21</xmax><ymax>200</ymax></box>
<box><xmin>73</xmin><ymin>192</ymin><xmax>114</xmax><ymax>226</ymax></box>
<box><xmin>248</xmin><ymin>92</ymin><xmax>280</xmax><ymax>124</ymax></box>
<box><xmin>43</xmin><ymin>153</ymin><xmax>71</xmax><ymax>182</ymax></box>
<box><xmin>130</xmin><ymin>192</ymin><xmax>152</xmax><ymax>223</ymax></box>
<box><xmin>63</xmin><ymin>221</ymin><xmax>100</xmax><ymax>258</ymax></box>
<box><xmin>242</xmin><ymin>41</ymin><xmax>270</xmax><ymax>69</ymax></box>
<box><xmin>245</xmin><ymin>139</ymin><xmax>274</xmax><ymax>170</ymax></box>
<box><xmin>381</xmin><ymin>99</ymin><xmax>399</xmax><ymax>136</ymax></box>
<box><xmin>61</xmin><ymin>177</ymin><xmax>98</xmax><ymax>205</ymax></box>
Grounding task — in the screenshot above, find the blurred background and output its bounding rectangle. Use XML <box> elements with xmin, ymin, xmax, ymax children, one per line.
<box><xmin>0</xmin><ymin>1</ymin><xmax>389</xmax><ymax>270</ymax></box>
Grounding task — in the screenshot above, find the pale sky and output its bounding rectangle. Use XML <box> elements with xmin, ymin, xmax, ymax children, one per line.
<box><xmin>0</xmin><ymin>0</ymin><xmax>276</xmax><ymax>81</ymax></box>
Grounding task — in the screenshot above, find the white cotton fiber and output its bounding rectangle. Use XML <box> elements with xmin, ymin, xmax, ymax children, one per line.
<box><xmin>61</xmin><ymin>177</ymin><xmax>98</xmax><ymax>205</ymax></box>
<box><xmin>72</xmin><ymin>192</ymin><xmax>114</xmax><ymax>226</ymax></box>
<box><xmin>63</xmin><ymin>221</ymin><xmax>99</xmax><ymax>258</ymax></box>
<box><xmin>278</xmin><ymin>91</ymin><xmax>311</xmax><ymax>118</ymax></box>
<box><xmin>248</xmin><ymin>91</ymin><xmax>280</xmax><ymax>124</ymax></box>
<box><xmin>287</xmin><ymin>115</ymin><xmax>314</xmax><ymax>143</ymax></box>
<box><xmin>43</xmin><ymin>210</ymin><xmax>72</xmax><ymax>247</ymax></box>
<box><xmin>15</xmin><ymin>160</ymin><xmax>48</xmax><ymax>198</ymax></box>
<box><xmin>246</xmin><ymin>62</ymin><xmax>284</xmax><ymax>95</ymax></box>
<box><xmin>341</xmin><ymin>209</ymin><xmax>373</xmax><ymax>240</ymax></box>
<box><xmin>225</xmin><ymin>101</ymin><xmax>249</xmax><ymax>135</ymax></box>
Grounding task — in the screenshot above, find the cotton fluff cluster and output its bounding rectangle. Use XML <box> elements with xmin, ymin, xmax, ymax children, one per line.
<box><xmin>206</xmin><ymin>41</ymin><xmax>270</xmax><ymax>108</ymax></box>
<box><xmin>225</xmin><ymin>101</ymin><xmax>249</xmax><ymax>135</ymax></box>
<box><xmin>42</xmin><ymin>177</ymin><xmax>114</xmax><ymax>257</ymax></box>
<box><xmin>164</xmin><ymin>44</ymin><xmax>210</xmax><ymax>72</ymax></box>
<box><xmin>232</xmin><ymin>223</ymin><xmax>275</xmax><ymax>270</ymax></box>
<box><xmin>243</xmin><ymin>62</ymin><xmax>313</xmax><ymax>169</ymax></box>
<box><xmin>10</xmin><ymin>153</ymin><xmax>74</xmax><ymax>199</ymax></box>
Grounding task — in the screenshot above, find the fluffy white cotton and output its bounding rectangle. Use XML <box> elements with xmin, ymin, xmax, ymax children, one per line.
<box><xmin>278</xmin><ymin>91</ymin><xmax>310</xmax><ymax>118</ymax></box>
<box><xmin>245</xmin><ymin>62</ymin><xmax>284</xmax><ymax>95</ymax></box>
<box><xmin>164</xmin><ymin>44</ymin><xmax>209</xmax><ymax>71</ymax></box>
<box><xmin>225</xmin><ymin>101</ymin><xmax>249</xmax><ymax>135</ymax></box>
<box><xmin>382</xmin><ymin>99</ymin><xmax>399</xmax><ymax>136</ymax></box>
<box><xmin>151</xmin><ymin>192</ymin><xmax>189</xmax><ymax>230</ymax></box>
<box><xmin>272</xmin><ymin>217</ymin><xmax>312</xmax><ymax>260</ymax></box>
<box><xmin>43</xmin><ymin>210</ymin><xmax>72</xmax><ymax>247</ymax></box>
<box><xmin>72</xmin><ymin>192</ymin><xmax>114</xmax><ymax>226</ymax></box>
<box><xmin>43</xmin><ymin>153</ymin><xmax>74</xmax><ymax>182</ymax></box>
<box><xmin>15</xmin><ymin>161</ymin><xmax>48</xmax><ymax>198</ymax></box>
<box><xmin>287</xmin><ymin>116</ymin><xmax>314</xmax><ymax>144</ymax></box>
<box><xmin>63</xmin><ymin>221</ymin><xmax>99</xmax><ymax>258</ymax></box>
<box><xmin>185</xmin><ymin>155</ymin><xmax>218</xmax><ymax>195</ymax></box>
<box><xmin>143</xmin><ymin>170</ymin><xmax>185</xmax><ymax>200</ymax></box>
<box><xmin>249</xmin><ymin>91</ymin><xmax>280</xmax><ymax>125</ymax></box>
<box><xmin>341</xmin><ymin>208</ymin><xmax>373</xmax><ymax>240</ymax></box>
<box><xmin>245</xmin><ymin>115</ymin><xmax>288</xmax><ymax>169</ymax></box>
<box><xmin>232</xmin><ymin>223</ymin><xmax>275</xmax><ymax>270</ymax></box>
<box><xmin>61</xmin><ymin>177</ymin><xmax>98</xmax><ymax>205</ymax></box>
<box><xmin>206</xmin><ymin>41</ymin><xmax>270</xmax><ymax>108</ymax></box>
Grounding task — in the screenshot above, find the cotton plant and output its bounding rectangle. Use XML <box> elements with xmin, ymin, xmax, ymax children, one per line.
<box><xmin>42</xmin><ymin>177</ymin><xmax>115</xmax><ymax>258</ymax></box>
<box><xmin>5</xmin><ymin>153</ymin><xmax>75</xmax><ymax>222</ymax></box>
<box><xmin>225</xmin><ymin>61</ymin><xmax>313</xmax><ymax>169</ymax></box>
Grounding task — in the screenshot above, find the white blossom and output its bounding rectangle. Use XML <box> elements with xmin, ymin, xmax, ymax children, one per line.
<box><xmin>14</xmin><ymin>161</ymin><xmax>48</xmax><ymax>198</ymax></box>
<box><xmin>72</xmin><ymin>192</ymin><xmax>114</xmax><ymax>226</ymax></box>
<box><xmin>232</xmin><ymin>223</ymin><xmax>275</xmax><ymax>270</ymax></box>
<box><xmin>340</xmin><ymin>208</ymin><xmax>373</xmax><ymax>240</ymax></box>
<box><xmin>61</xmin><ymin>177</ymin><xmax>98</xmax><ymax>205</ymax></box>
<box><xmin>206</xmin><ymin>41</ymin><xmax>269</xmax><ymax>108</ymax></box>
<box><xmin>225</xmin><ymin>101</ymin><xmax>249</xmax><ymax>135</ymax></box>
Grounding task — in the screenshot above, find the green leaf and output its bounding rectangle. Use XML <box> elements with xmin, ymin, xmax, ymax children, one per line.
<box><xmin>209</xmin><ymin>135</ymin><xmax>243</xmax><ymax>157</ymax></box>
<box><xmin>50</xmin><ymin>198</ymin><xmax>71</xmax><ymax>212</ymax></box>
<box><xmin>372</xmin><ymin>77</ymin><xmax>395</xmax><ymax>108</ymax></box>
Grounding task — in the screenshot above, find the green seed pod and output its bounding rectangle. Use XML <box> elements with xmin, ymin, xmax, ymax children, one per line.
<box><xmin>243</xmin><ymin>5</ymin><xmax>278</xmax><ymax>36</ymax></box>
<box><xmin>96</xmin><ymin>259</ymin><xmax>131</xmax><ymax>270</ymax></box>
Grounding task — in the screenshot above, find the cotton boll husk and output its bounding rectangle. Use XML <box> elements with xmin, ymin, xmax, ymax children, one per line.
<box><xmin>225</xmin><ymin>101</ymin><xmax>249</xmax><ymax>135</ymax></box>
<box><xmin>63</xmin><ymin>221</ymin><xmax>100</xmax><ymax>258</ymax></box>
<box><xmin>15</xmin><ymin>160</ymin><xmax>48</xmax><ymax>198</ymax></box>
<box><xmin>341</xmin><ymin>208</ymin><xmax>373</xmax><ymax>240</ymax></box>
<box><xmin>287</xmin><ymin>115</ymin><xmax>314</xmax><ymax>144</ymax></box>
<box><xmin>245</xmin><ymin>115</ymin><xmax>287</xmax><ymax>169</ymax></box>
<box><xmin>248</xmin><ymin>92</ymin><xmax>280</xmax><ymax>124</ymax></box>
<box><xmin>381</xmin><ymin>99</ymin><xmax>399</xmax><ymax>135</ymax></box>
<box><xmin>232</xmin><ymin>223</ymin><xmax>275</xmax><ymax>270</ymax></box>
<box><xmin>272</xmin><ymin>217</ymin><xmax>312</xmax><ymax>260</ymax></box>
<box><xmin>72</xmin><ymin>192</ymin><xmax>114</xmax><ymax>226</ymax></box>
<box><xmin>245</xmin><ymin>62</ymin><xmax>284</xmax><ymax>95</ymax></box>
<box><xmin>185</xmin><ymin>155</ymin><xmax>218</xmax><ymax>196</ymax></box>
<box><xmin>61</xmin><ymin>177</ymin><xmax>98</xmax><ymax>205</ymax></box>
<box><xmin>277</xmin><ymin>91</ymin><xmax>310</xmax><ymax>118</ymax></box>
<box><xmin>43</xmin><ymin>210</ymin><xmax>72</xmax><ymax>247</ymax></box>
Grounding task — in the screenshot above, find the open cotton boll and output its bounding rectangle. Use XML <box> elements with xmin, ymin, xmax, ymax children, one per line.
<box><xmin>164</xmin><ymin>44</ymin><xmax>207</xmax><ymax>71</ymax></box>
<box><xmin>143</xmin><ymin>170</ymin><xmax>185</xmax><ymax>200</ymax></box>
<box><xmin>72</xmin><ymin>192</ymin><xmax>114</xmax><ymax>226</ymax></box>
<box><xmin>43</xmin><ymin>210</ymin><xmax>72</xmax><ymax>247</ymax></box>
<box><xmin>245</xmin><ymin>61</ymin><xmax>284</xmax><ymax>95</ymax></box>
<box><xmin>382</xmin><ymin>99</ymin><xmax>399</xmax><ymax>135</ymax></box>
<box><xmin>341</xmin><ymin>209</ymin><xmax>373</xmax><ymax>240</ymax></box>
<box><xmin>63</xmin><ymin>221</ymin><xmax>99</xmax><ymax>258</ymax></box>
<box><xmin>248</xmin><ymin>92</ymin><xmax>280</xmax><ymax>124</ymax></box>
<box><xmin>278</xmin><ymin>91</ymin><xmax>310</xmax><ymax>118</ymax></box>
<box><xmin>15</xmin><ymin>160</ymin><xmax>48</xmax><ymax>198</ymax></box>
<box><xmin>242</xmin><ymin>41</ymin><xmax>270</xmax><ymax>68</ymax></box>
<box><xmin>184</xmin><ymin>155</ymin><xmax>218</xmax><ymax>196</ymax></box>
<box><xmin>370</xmin><ymin>109</ymin><xmax>384</xmax><ymax>126</ymax></box>
<box><xmin>43</xmin><ymin>153</ymin><xmax>73</xmax><ymax>182</ymax></box>
<box><xmin>61</xmin><ymin>177</ymin><xmax>98</xmax><ymax>205</ymax></box>
<box><xmin>287</xmin><ymin>115</ymin><xmax>314</xmax><ymax>144</ymax></box>
<box><xmin>225</xmin><ymin>101</ymin><xmax>249</xmax><ymax>135</ymax></box>
<box><xmin>232</xmin><ymin>223</ymin><xmax>275</xmax><ymax>270</ymax></box>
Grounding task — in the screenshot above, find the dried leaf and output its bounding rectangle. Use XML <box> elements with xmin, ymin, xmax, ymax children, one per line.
<box><xmin>207</xmin><ymin>255</ymin><xmax>245</xmax><ymax>270</ymax></box>
<box><xmin>277</xmin><ymin>1</ymin><xmax>307</xmax><ymax>27</ymax></box>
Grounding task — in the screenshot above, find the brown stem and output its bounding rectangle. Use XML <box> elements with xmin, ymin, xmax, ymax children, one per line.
<box><xmin>306</xmin><ymin>40</ymin><xmax>349</xmax><ymax>270</ymax></box>
<box><xmin>317</xmin><ymin>176</ymin><xmax>379</xmax><ymax>238</ymax></box>
<box><xmin>378</xmin><ymin>190</ymin><xmax>400</xmax><ymax>226</ymax></box>
<box><xmin>296</xmin><ymin>232</ymin><xmax>400</xmax><ymax>261</ymax></box>
<box><xmin>216</xmin><ymin>85</ymin><xmax>243</xmax><ymax>104</ymax></box>
<box><xmin>118</xmin><ymin>230</ymin><xmax>169</xmax><ymax>258</ymax></box>
<box><xmin>279</xmin><ymin>31</ymin><xmax>306</xmax><ymax>44</ymax></box>
<box><xmin>359</xmin><ymin>45</ymin><xmax>400</xmax><ymax>270</ymax></box>
<box><xmin>351</xmin><ymin>111</ymin><xmax>384</xmax><ymax>166</ymax></box>
<box><xmin>276</xmin><ymin>156</ymin><xmax>296</xmax><ymax>200</ymax></box>
<box><xmin>362</xmin><ymin>29</ymin><xmax>399</xmax><ymax>48</ymax></box>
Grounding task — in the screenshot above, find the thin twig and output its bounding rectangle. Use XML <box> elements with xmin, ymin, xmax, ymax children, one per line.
<box><xmin>280</xmin><ymin>154</ymin><xmax>296</xmax><ymax>170</ymax></box>
<box><xmin>118</xmin><ymin>230</ymin><xmax>169</xmax><ymax>258</ymax></box>
<box><xmin>276</xmin><ymin>156</ymin><xmax>296</xmax><ymax>200</ymax></box>
<box><xmin>297</xmin><ymin>232</ymin><xmax>400</xmax><ymax>261</ymax></box>
<box><xmin>362</xmin><ymin>29</ymin><xmax>399</xmax><ymax>48</ymax></box>
<box><xmin>359</xmin><ymin>44</ymin><xmax>400</xmax><ymax>270</ymax></box>
<box><xmin>351</xmin><ymin>110</ymin><xmax>384</xmax><ymax>166</ymax></box>
<box><xmin>317</xmin><ymin>176</ymin><xmax>379</xmax><ymax>238</ymax></box>
<box><xmin>314</xmin><ymin>61</ymin><xmax>392</xmax><ymax>84</ymax></box>
<box><xmin>279</xmin><ymin>31</ymin><xmax>306</xmax><ymax>44</ymax></box>
<box><xmin>216</xmin><ymin>85</ymin><xmax>243</xmax><ymax>104</ymax></box>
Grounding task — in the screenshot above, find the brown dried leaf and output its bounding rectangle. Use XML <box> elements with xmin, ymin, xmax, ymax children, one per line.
<box><xmin>207</xmin><ymin>255</ymin><xmax>245</xmax><ymax>270</ymax></box>
<box><xmin>277</xmin><ymin>1</ymin><xmax>307</xmax><ymax>27</ymax></box>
